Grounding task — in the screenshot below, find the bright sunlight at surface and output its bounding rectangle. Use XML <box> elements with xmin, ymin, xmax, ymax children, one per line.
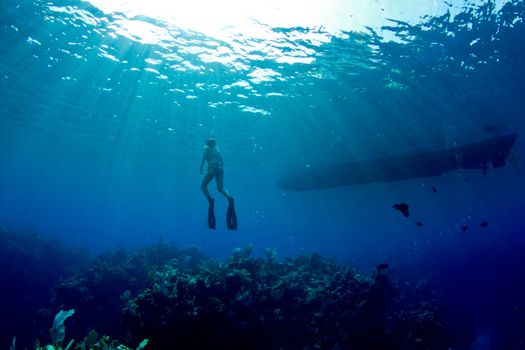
<box><xmin>68</xmin><ymin>0</ymin><xmax>514</xmax><ymax>76</ymax></box>
<box><xmin>84</xmin><ymin>0</ymin><xmax>509</xmax><ymax>43</ymax></box>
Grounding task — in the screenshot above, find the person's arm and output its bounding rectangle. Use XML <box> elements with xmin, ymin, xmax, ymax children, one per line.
<box><xmin>200</xmin><ymin>147</ymin><xmax>207</xmax><ymax>174</ymax></box>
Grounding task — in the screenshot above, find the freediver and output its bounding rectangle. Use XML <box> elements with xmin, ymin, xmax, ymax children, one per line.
<box><xmin>200</xmin><ymin>138</ymin><xmax>237</xmax><ymax>230</ymax></box>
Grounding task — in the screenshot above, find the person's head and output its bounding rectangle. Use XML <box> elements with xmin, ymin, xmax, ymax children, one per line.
<box><xmin>205</xmin><ymin>138</ymin><xmax>216</xmax><ymax>147</ymax></box>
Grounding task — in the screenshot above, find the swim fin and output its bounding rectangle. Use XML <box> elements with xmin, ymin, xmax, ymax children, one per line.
<box><xmin>226</xmin><ymin>197</ymin><xmax>237</xmax><ymax>230</ymax></box>
<box><xmin>208</xmin><ymin>198</ymin><xmax>216</xmax><ymax>229</ymax></box>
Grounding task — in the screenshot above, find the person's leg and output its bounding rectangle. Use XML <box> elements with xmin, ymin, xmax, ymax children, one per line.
<box><xmin>217</xmin><ymin>168</ymin><xmax>236</xmax><ymax>230</ymax></box>
<box><xmin>201</xmin><ymin>170</ymin><xmax>215</xmax><ymax>202</ymax></box>
<box><xmin>215</xmin><ymin>168</ymin><xmax>232</xmax><ymax>200</ymax></box>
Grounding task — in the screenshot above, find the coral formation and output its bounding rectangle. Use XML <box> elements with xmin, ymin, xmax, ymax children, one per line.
<box><xmin>2</xmin><ymin>228</ymin><xmax>450</xmax><ymax>349</ymax></box>
<box><xmin>115</xmin><ymin>246</ymin><xmax>448</xmax><ymax>349</ymax></box>
<box><xmin>52</xmin><ymin>240</ymin><xmax>189</xmax><ymax>340</ymax></box>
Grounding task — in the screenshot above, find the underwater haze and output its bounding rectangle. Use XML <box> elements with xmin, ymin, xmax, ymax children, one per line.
<box><xmin>1</xmin><ymin>0</ymin><xmax>525</xmax><ymax>348</ymax></box>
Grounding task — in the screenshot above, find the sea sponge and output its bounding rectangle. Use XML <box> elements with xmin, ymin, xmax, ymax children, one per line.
<box><xmin>49</xmin><ymin>309</ymin><xmax>75</xmax><ymax>347</ymax></box>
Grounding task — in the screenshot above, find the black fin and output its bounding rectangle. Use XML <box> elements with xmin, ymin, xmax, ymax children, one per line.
<box><xmin>208</xmin><ymin>198</ymin><xmax>216</xmax><ymax>229</ymax></box>
<box><xmin>226</xmin><ymin>198</ymin><xmax>238</xmax><ymax>230</ymax></box>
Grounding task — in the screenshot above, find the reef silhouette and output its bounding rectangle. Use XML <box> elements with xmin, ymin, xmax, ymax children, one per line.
<box><xmin>4</xmin><ymin>226</ymin><xmax>525</xmax><ymax>349</ymax></box>
<box><xmin>51</xmin><ymin>244</ymin><xmax>450</xmax><ymax>349</ymax></box>
<box><xmin>0</xmin><ymin>227</ymin><xmax>451</xmax><ymax>349</ymax></box>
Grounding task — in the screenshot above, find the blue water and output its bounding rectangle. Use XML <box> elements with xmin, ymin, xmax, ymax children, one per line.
<box><xmin>1</xmin><ymin>0</ymin><xmax>525</xmax><ymax>345</ymax></box>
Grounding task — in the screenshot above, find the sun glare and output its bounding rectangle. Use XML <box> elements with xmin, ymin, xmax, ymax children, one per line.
<box><xmin>86</xmin><ymin>0</ymin><xmax>372</xmax><ymax>39</ymax></box>
<box><xmin>82</xmin><ymin>0</ymin><xmax>510</xmax><ymax>47</ymax></box>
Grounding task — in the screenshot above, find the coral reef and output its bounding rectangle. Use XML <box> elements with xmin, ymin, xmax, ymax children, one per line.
<box><xmin>117</xmin><ymin>246</ymin><xmax>449</xmax><ymax>349</ymax></box>
<box><xmin>52</xmin><ymin>240</ymin><xmax>192</xmax><ymax>341</ymax></box>
<box><xmin>3</xmin><ymin>229</ymin><xmax>450</xmax><ymax>349</ymax></box>
<box><xmin>0</xmin><ymin>226</ymin><xmax>89</xmax><ymax>349</ymax></box>
<box><xmin>28</xmin><ymin>312</ymin><xmax>147</xmax><ymax>350</ymax></box>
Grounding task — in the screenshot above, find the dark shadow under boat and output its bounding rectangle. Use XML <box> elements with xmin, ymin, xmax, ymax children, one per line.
<box><xmin>279</xmin><ymin>134</ymin><xmax>518</xmax><ymax>191</ymax></box>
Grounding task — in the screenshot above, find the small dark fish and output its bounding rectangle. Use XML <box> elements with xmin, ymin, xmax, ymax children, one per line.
<box><xmin>461</xmin><ymin>225</ymin><xmax>468</xmax><ymax>232</ymax></box>
<box><xmin>376</xmin><ymin>263</ymin><xmax>389</xmax><ymax>270</ymax></box>
<box><xmin>416</xmin><ymin>222</ymin><xmax>423</xmax><ymax>226</ymax></box>
<box><xmin>432</xmin><ymin>185</ymin><xmax>437</xmax><ymax>193</ymax></box>
<box><xmin>393</xmin><ymin>203</ymin><xmax>410</xmax><ymax>217</ymax></box>
<box><xmin>480</xmin><ymin>221</ymin><xmax>489</xmax><ymax>227</ymax></box>
<box><xmin>464</xmin><ymin>177</ymin><xmax>470</xmax><ymax>182</ymax></box>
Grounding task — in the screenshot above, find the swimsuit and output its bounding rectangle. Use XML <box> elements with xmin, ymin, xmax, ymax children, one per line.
<box><xmin>207</xmin><ymin>161</ymin><xmax>223</xmax><ymax>176</ymax></box>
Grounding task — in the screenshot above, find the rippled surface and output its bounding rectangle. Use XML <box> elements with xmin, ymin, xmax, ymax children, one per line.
<box><xmin>2</xmin><ymin>0</ymin><xmax>523</xmax><ymax>149</ymax></box>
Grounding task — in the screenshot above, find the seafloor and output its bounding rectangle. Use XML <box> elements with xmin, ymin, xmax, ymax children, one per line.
<box><xmin>1</xmin><ymin>226</ymin><xmax>522</xmax><ymax>350</ymax></box>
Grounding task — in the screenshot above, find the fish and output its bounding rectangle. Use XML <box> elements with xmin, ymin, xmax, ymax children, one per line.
<box><xmin>415</xmin><ymin>222</ymin><xmax>423</xmax><ymax>226</ymax></box>
<box><xmin>432</xmin><ymin>185</ymin><xmax>437</xmax><ymax>193</ymax></box>
<box><xmin>480</xmin><ymin>221</ymin><xmax>489</xmax><ymax>227</ymax></box>
<box><xmin>393</xmin><ymin>203</ymin><xmax>410</xmax><ymax>218</ymax></box>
